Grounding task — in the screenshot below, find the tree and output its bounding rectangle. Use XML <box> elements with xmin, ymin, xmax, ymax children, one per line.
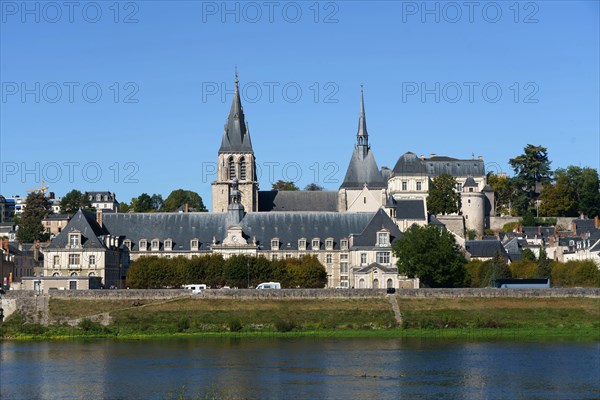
<box><xmin>131</xmin><ymin>193</ymin><xmax>155</xmax><ymax>212</ymax></box>
<box><xmin>485</xmin><ymin>252</ymin><xmax>511</xmax><ymax>286</ymax></box>
<box><xmin>509</xmin><ymin>144</ymin><xmax>552</xmax><ymax>214</ymax></box>
<box><xmin>119</xmin><ymin>202</ymin><xmax>131</xmax><ymax>212</ymax></box>
<box><xmin>575</xmin><ymin>167</ymin><xmax>600</xmax><ymax>218</ymax></box>
<box><xmin>538</xmin><ymin>171</ymin><xmax>577</xmax><ymax>217</ymax></box>
<box><xmin>160</xmin><ymin>189</ymin><xmax>207</xmax><ymax>212</ymax></box>
<box><xmin>427</xmin><ymin>174</ymin><xmax>460</xmax><ymax>215</ymax></box>
<box><xmin>151</xmin><ymin>194</ymin><xmax>163</xmax><ymax>211</ymax></box>
<box><xmin>536</xmin><ymin>247</ymin><xmax>552</xmax><ymax>279</ymax></box>
<box><xmin>60</xmin><ymin>190</ymin><xmax>94</xmax><ymax>214</ymax></box>
<box><xmin>285</xmin><ymin>255</ymin><xmax>327</xmax><ymax>288</ymax></box>
<box><xmin>304</xmin><ymin>183</ymin><xmax>324</xmax><ymax>191</ymax></box>
<box><xmin>16</xmin><ymin>192</ymin><xmax>50</xmax><ymax>243</ymax></box>
<box><xmin>271</xmin><ymin>180</ymin><xmax>299</xmax><ymax>191</ymax></box>
<box><xmin>487</xmin><ymin>172</ymin><xmax>520</xmax><ymax>216</ymax></box>
<box><xmin>392</xmin><ymin>224</ymin><xmax>466</xmax><ymax>288</ymax></box>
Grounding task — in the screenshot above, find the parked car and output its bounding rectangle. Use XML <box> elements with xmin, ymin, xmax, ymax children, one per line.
<box><xmin>256</xmin><ymin>282</ymin><xmax>281</xmax><ymax>289</ymax></box>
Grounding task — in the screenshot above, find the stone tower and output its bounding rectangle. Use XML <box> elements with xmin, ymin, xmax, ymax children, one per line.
<box><xmin>461</xmin><ymin>176</ymin><xmax>485</xmax><ymax>238</ymax></box>
<box><xmin>212</xmin><ymin>71</ymin><xmax>258</xmax><ymax>212</ymax></box>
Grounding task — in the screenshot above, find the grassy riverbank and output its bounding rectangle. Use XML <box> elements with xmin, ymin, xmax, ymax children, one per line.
<box><xmin>2</xmin><ymin>297</ymin><xmax>599</xmax><ymax>340</ymax></box>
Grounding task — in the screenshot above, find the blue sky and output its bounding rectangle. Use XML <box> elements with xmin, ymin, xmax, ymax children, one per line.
<box><xmin>1</xmin><ymin>0</ymin><xmax>599</xmax><ymax>206</ymax></box>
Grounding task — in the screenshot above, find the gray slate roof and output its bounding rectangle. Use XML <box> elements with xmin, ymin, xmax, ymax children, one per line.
<box><xmin>393</xmin><ymin>152</ymin><xmax>485</xmax><ymax>177</ymax></box>
<box><xmin>350</xmin><ymin>209</ymin><xmax>403</xmax><ymax>247</ymax></box>
<box><xmin>219</xmin><ymin>76</ymin><xmax>253</xmax><ymax>154</ymax></box>
<box><xmin>503</xmin><ymin>237</ymin><xmax>523</xmax><ymax>262</ymax></box>
<box><xmin>102</xmin><ymin>212</ymin><xmax>228</xmax><ymax>251</ymax></box>
<box><xmin>465</xmin><ymin>240</ymin><xmax>507</xmax><ymax>258</ymax></box>
<box><xmin>340</xmin><ymin>148</ymin><xmax>386</xmax><ymax>189</ymax></box>
<box><xmin>258</xmin><ymin>191</ymin><xmax>338</xmax><ymax>212</ymax></box>
<box><xmin>575</xmin><ymin>219</ymin><xmax>597</xmax><ymax>234</ymax></box>
<box><xmin>47</xmin><ymin>209</ymin><xmax>107</xmax><ymax>250</ymax></box>
<box><xmin>394</xmin><ymin>199</ymin><xmax>426</xmax><ymax>220</ymax></box>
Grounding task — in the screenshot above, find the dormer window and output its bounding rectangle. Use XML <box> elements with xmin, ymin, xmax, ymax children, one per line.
<box><xmin>96</xmin><ymin>194</ymin><xmax>101</xmax><ymax>201</ymax></box>
<box><xmin>151</xmin><ymin>239</ymin><xmax>160</xmax><ymax>251</ymax></box>
<box><xmin>191</xmin><ymin>239</ymin><xmax>199</xmax><ymax>251</ymax></box>
<box><xmin>69</xmin><ymin>233</ymin><xmax>80</xmax><ymax>247</ymax></box>
<box><xmin>164</xmin><ymin>239</ymin><xmax>172</xmax><ymax>251</ymax></box>
<box><xmin>325</xmin><ymin>238</ymin><xmax>334</xmax><ymax>250</ymax></box>
<box><xmin>124</xmin><ymin>240</ymin><xmax>132</xmax><ymax>251</ymax></box>
<box><xmin>298</xmin><ymin>239</ymin><xmax>306</xmax><ymax>251</ymax></box>
<box><xmin>311</xmin><ymin>238</ymin><xmax>320</xmax><ymax>250</ymax></box>
<box><xmin>340</xmin><ymin>239</ymin><xmax>348</xmax><ymax>250</ymax></box>
<box><xmin>139</xmin><ymin>239</ymin><xmax>147</xmax><ymax>251</ymax></box>
<box><xmin>378</xmin><ymin>231</ymin><xmax>389</xmax><ymax>247</ymax></box>
<box><xmin>271</xmin><ymin>238</ymin><xmax>280</xmax><ymax>251</ymax></box>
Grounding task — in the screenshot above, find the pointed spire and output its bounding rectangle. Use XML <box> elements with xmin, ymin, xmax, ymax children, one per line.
<box><xmin>219</xmin><ymin>68</ymin><xmax>253</xmax><ymax>153</ymax></box>
<box><xmin>356</xmin><ymin>85</ymin><xmax>369</xmax><ymax>157</ymax></box>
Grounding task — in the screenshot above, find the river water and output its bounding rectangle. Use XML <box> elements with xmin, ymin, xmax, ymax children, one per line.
<box><xmin>1</xmin><ymin>338</ymin><xmax>599</xmax><ymax>399</ymax></box>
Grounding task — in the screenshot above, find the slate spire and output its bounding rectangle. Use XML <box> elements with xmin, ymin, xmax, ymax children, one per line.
<box><xmin>219</xmin><ymin>69</ymin><xmax>253</xmax><ymax>153</ymax></box>
<box><xmin>356</xmin><ymin>84</ymin><xmax>369</xmax><ymax>154</ymax></box>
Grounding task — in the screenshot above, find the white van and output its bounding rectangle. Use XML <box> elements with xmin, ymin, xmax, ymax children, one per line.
<box><xmin>256</xmin><ymin>282</ymin><xmax>281</xmax><ymax>289</ymax></box>
<box><xmin>183</xmin><ymin>284</ymin><xmax>207</xmax><ymax>294</ymax></box>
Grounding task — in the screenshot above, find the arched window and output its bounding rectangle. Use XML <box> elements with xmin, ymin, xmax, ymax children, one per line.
<box><xmin>52</xmin><ymin>272</ymin><xmax>60</xmax><ymax>277</ymax></box>
<box><xmin>228</xmin><ymin>157</ymin><xmax>235</xmax><ymax>180</ymax></box>
<box><xmin>387</xmin><ymin>279</ymin><xmax>393</xmax><ymax>288</ymax></box>
<box><xmin>240</xmin><ymin>157</ymin><xmax>246</xmax><ymax>180</ymax></box>
<box><xmin>372</xmin><ymin>279</ymin><xmax>379</xmax><ymax>289</ymax></box>
<box><xmin>88</xmin><ymin>272</ymin><xmax>96</xmax><ymax>277</ymax></box>
<box><xmin>359</xmin><ymin>279</ymin><xmax>365</xmax><ymax>288</ymax></box>
<box><xmin>70</xmin><ymin>272</ymin><xmax>78</xmax><ymax>277</ymax></box>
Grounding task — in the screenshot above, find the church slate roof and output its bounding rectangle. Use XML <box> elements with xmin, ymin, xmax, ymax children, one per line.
<box><xmin>340</xmin><ymin>149</ymin><xmax>386</xmax><ymax>189</ymax></box>
<box><xmin>351</xmin><ymin>208</ymin><xmax>403</xmax><ymax>247</ymax></box>
<box><xmin>240</xmin><ymin>211</ymin><xmax>376</xmax><ymax>250</ymax></box>
<box><xmin>394</xmin><ymin>199</ymin><xmax>426</xmax><ymax>220</ymax></box>
<box><xmin>46</xmin><ymin>209</ymin><xmax>107</xmax><ymax>250</ymax></box>
<box><xmin>393</xmin><ymin>152</ymin><xmax>485</xmax><ymax>177</ymax></box>
<box><xmin>219</xmin><ymin>73</ymin><xmax>253</xmax><ymax>154</ymax></box>
<box><xmin>102</xmin><ymin>212</ymin><xmax>228</xmax><ymax>251</ymax></box>
<box><xmin>258</xmin><ymin>191</ymin><xmax>338</xmax><ymax>212</ymax></box>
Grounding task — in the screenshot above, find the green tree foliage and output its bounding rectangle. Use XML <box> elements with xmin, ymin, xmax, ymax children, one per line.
<box><xmin>130</xmin><ymin>193</ymin><xmax>162</xmax><ymax>212</ymax></box>
<box><xmin>160</xmin><ymin>189</ymin><xmax>207</xmax><ymax>212</ymax></box>
<box><xmin>508</xmin><ymin>260</ymin><xmax>538</xmax><ymax>279</ymax></box>
<box><xmin>539</xmin><ymin>167</ymin><xmax>600</xmax><ymax>218</ymax></box>
<box><xmin>427</xmin><ymin>173</ymin><xmax>460</xmax><ymax>215</ymax></box>
<box><xmin>509</xmin><ymin>144</ymin><xmax>552</xmax><ymax>215</ymax></box>
<box><xmin>271</xmin><ymin>180</ymin><xmax>299</xmax><ymax>191</ymax></box>
<box><xmin>485</xmin><ymin>252</ymin><xmax>511</xmax><ymax>286</ymax></box>
<box><xmin>487</xmin><ymin>172</ymin><xmax>521</xmax><ymax>216</ymax></box>
<box><xmin>60</xmin><ymin>190</ymin><xmax>94</xmax><ymax>214</ymax></box>
<box><xmin>521</xmin><ymin>248</ymin><xmax>537</xmax><ymax>262</ymax></box>
<box><xmin>536</xmin><ymin>247</ymin><xmax>552</xmax><ymax>279</ymax></box>
<box><xmin>551</xmin><ymin>260</ymin><xmax>600</xmax><ymax>287</ymax></box>
<box><xmin>126</xmin><ymin>254</ymin><xmax>326</xmax><ymax>289</ymax></box>
<box><xmin>285</xmin><ymin>255</ymin><xmax>328</xmax><ymax>288</ymax></box>
<box><xmin>16</xmin><ymin>192</ymin><xmax>50</xmax><ymax>243</ymax></box>
<box><xmin>392</xmin><ymin>225</ymin><xmax>466</xmax><ymax>288</ymax></box>
<box><xmin>304</xmin><ymin>183</ymin><xmax>324</xmax><ymax>191</ymax></box>
<box><xmin>464</xmin><ymin>260</ymin><xmax>488</xmax><ymax>287</ymax></box>
<box><xmin>118</xmin><ymin>202</ymin><xmax>131</xmax><ymax>212</ymax></box>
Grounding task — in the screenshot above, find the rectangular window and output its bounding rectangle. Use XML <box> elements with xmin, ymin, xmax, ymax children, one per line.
<box><xmin>89</xmin><ymin>255</ymin><xmax>96</xmax><ymax>266</ymax></box>
<box><xmin>53</xmin><ymin>255</ymin><xmax>60</xmax><ymax>266</ymax></box>
<box><xmin>69</xmin><ymin>234</ymin><xmax>80</xmax><ymax>247</ymax></box>
<box><xmin>340</xmin><ymin>239</ymin><xmax>348</xmax><ymax>249</ymax></box>
<box><xmin>416</xmin><ymin>181</ymin><xmax>422</xmax><ymax>191</ymax></box>
<box><xmin>326</xmin><ymin>254</ymin><xmax>332</xmax><ymax>264</ymax></box>
<box><xmin>312</xmin><ymin>239</ymin><xmax>320</xmax><ymax>250</ymax></box>
<box><xmin>298</xmin><ymin>239</ymin><xmax>306</xmax><ymax>250</ymax></box>
<box><xmin>402</xmin><ymin>181</ymin><xmax>407</xmax><ymax>191</ymax></box>
<box><xmin>272</xmin><ymin>254</ymin><xmax>278</xmax><ymax>261</ymax></box>
<box><xmin>340</xmin><ymin>262</ymin><xmax>348</xmax><ymax>274</ymax></box>
<box><xmin>360</xmin><ymin>253</ymin><xmax>367</xmax><ymax>265</ymax></box>
<box><xmin>139</xmin><ymin>240</ymin><xmax>147</xmax><ymax>251</ymax></box>
<box><xmin>376</xmin><ymin>252</ymin><xmax>390</xmax><ymax>264</ymax></box>
<box><xmin>124</xmin><ymin>240</ymin><xmax>132</xmax><ymax>250</ymax></box>
<box><xmin>378</xmin><ymin>233</ymin><xmax>389</xmax><ymax>246</ymax></box>
<box><xmin>165</xmin><ymin>240</ymin><xmax>172</xmax><ymax>250</ymax></box>
<box><xmin>325</xmin><ymin>239</ymin><xmax>333</xmax><ymax>249</ymax></box>
<box><xmin>456</xmin><ymin>183</ymin><xmax>463</xmax><ymax>192</ymax></box>
<box><xmin>340</xmin><ymin>253</ymin><xmax>348</xmax><ymax>260</ymax></box>
<box><xmin>68</xmin><ymin>254</ymin><xmax>80</xmax><ymax>266</ymax></box>
<box><xmin>286</xmin><ymin>253</ymin><xmax>292</xmax><ymax>259</ymax></box>
<box><xmin>191</xmin><ymin>240</ymin><xmax>199</xmax><ymax>250</ymax></box>
<box><xmin>151</xmin><ymin>240</ymin><xmax>159</xmax><ymax>250</ymax></box>
<box><xmin>271</xmin><ymin>239</ymin><xmax>279</xmax><ymax>250</ymax></box>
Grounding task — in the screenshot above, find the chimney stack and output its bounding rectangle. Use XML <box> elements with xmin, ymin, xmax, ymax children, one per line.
<box><xmin>96</xmin><ymin>209</ymin><xmax>103</xmax><ymax>227</ymax></box>
<box><xmin>595</xmin><ymin>216</ymin><xmax>599</xmax><ymax>229</ymax></box>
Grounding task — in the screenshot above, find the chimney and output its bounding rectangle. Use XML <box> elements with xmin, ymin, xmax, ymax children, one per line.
<box><xmin>478</xmin><ymin>155</ymin><xmax>483</xmax><ymax>160</ymax></box>
<box><xmin>33</xmin><ymin>240</ymin><xmax>39</xmax><ymax>260</ymax></box>
<box><xmin>185</xmin><ymin>203</ymin><xmax>189</xmax><ymax>213</ymax></box>
<box><xmin>2</xmin><ymin>238</ymin><xmax>8</xmax><ymax>252</ymax></box>
<box><xmin>595</xmin><ymin>216</ymin><xmax>600</xmax><ymax>229</ymax></box>
<box><xmin>420</xmin><ymin>155</ymin><xmax>425</xmax><ymax>160</ymax></box>
<box><xmin>96</xmin><ymin>209</ymin><xmax>103</xmax><ymax>227</ymax></box>
<box><xmin>573</xmin><ymin>221</ymin><xmax>577</xmax><ymax>234</ymax></box>
<box><xmin>430</xmin><ymin>153</ymin><xmax>437</xmax><ymax>158</ymax></box>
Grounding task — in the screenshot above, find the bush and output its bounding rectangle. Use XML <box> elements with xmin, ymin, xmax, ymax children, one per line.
<box><xmin>78</xmin><ymin>318</ymin><xmax>105</xmax><ymax>333</ymax></box>
<box><xmin>177</xmin><ymin>317</ymin><xmax>190</xmax><ymax>332</ymax></box>
<box><xmin>227</xmin><ymin>319</ymin><xmax>242</xmax><ymax>332</ymax></box>
<box><xmin>502</xmin><ymin>222</ymin><xmax>518</xmax><ymax>232</ymax></box>
<box><xmin>274</xmin><ymin>319</ymin><xmax>296</xmax><ymax>332</ymax></box>
<box><xmin>552</xmin><ymin>261</ymin><xmax>600</xmax><ymax>287</ymax></box>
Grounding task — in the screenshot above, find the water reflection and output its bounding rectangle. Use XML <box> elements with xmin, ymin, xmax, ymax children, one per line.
<box><xmin>1</xmin><ymin>338</ymin><xmax>599</xmax><ymax>400</ymax></box>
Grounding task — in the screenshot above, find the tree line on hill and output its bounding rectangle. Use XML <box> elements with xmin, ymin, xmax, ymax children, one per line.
<box><xmin>427</xmin><ymin>144</ymin><xmax>600</xmax><ymax>219</ymax></box>
<box><xmin>126</xmin><ymin>254</ymin><xmax>328</xmax><ymax>289</ymax></box>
